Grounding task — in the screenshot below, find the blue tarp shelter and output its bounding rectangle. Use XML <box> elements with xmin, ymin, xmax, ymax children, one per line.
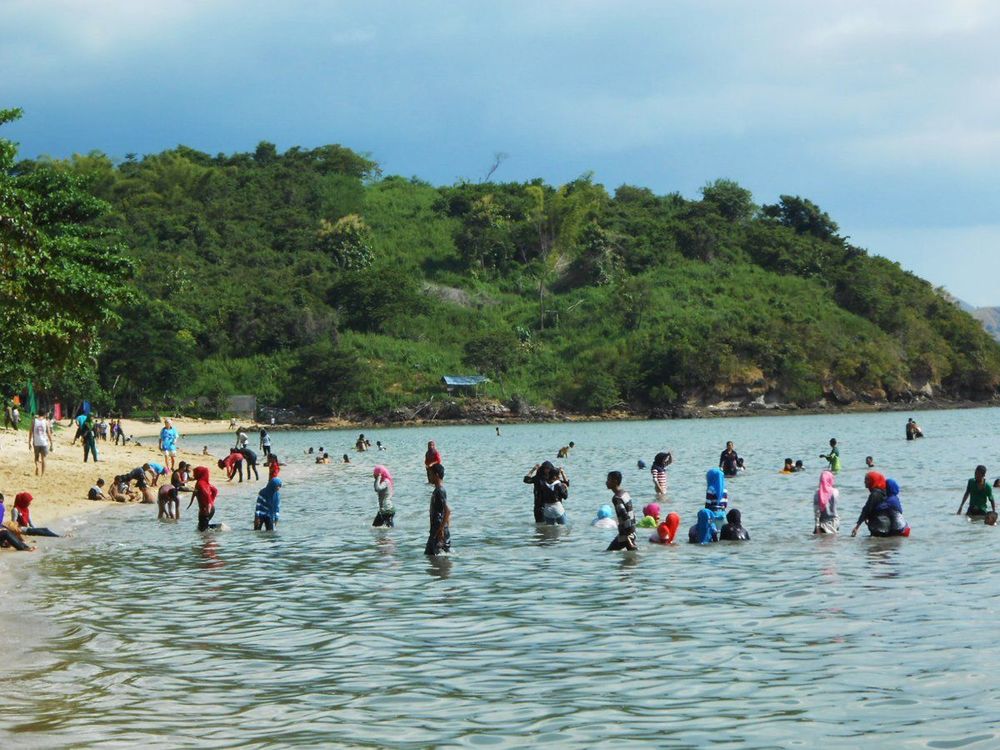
<box><xmin>442</xmin><ymin>375</ymin><xmax>489</xmax><ymax>393</ymax></box>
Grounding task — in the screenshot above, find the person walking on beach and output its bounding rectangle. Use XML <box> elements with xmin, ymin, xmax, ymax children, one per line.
<box><xmin>82</xmin><ymin>415</ymin><xmax>99</xmax><ymax>463</ymax></box>
<box><xmin>605</xmin><ymin>471</ymin><xmax>637</xmax><ymax>551</ymax></box>
<box><xmin>424</xmin><ymin>463</ymin><xmax>451</xmax><ymax>555</ymax></box>
<box><xmin>159</xmin><ymin>418</ymin><xmax>179</xmax><ymax>471</ymax></box>
<box><xmin>719</xmin><ymin>441</ymin><xmax>739</xmax><ymax>477</ymax></box>
<box><xmin>28</xmin><ymin>411</ymin><xmax>53</xmax><ymax>477</ymax></box>
<box><xmin>424</xmin><ymin>441</ymin><xmax>442</xmax><ymax>484</ymax></box>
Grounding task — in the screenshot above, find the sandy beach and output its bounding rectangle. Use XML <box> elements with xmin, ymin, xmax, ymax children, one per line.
<box><xmin>0</xmin><ymin>417</ymin><xmax>235</xmax><ymax>534</ymax></box>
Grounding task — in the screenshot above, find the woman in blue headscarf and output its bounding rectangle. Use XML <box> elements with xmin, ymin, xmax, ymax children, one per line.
<box><xmin>688</xmin><ymin>508</ymin><xmax>719</xmax><ymax>544</ymax></box>
<box><xmin>254</xmin><ymin>477</ymin><xmax>282</xmax><ymax>531</ymax></box>
<box><xmin>881</xmin><ymin>478</ymin><xmax>910</xmax><ymax>536</ymax></box>
<box><xmin>704</xmin><ymin>467</ymin><xmax>728</xmax><ymax>528</ymax></box>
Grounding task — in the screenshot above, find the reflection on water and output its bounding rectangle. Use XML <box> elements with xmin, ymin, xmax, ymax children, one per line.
<box><xmin>3</xmin><ymin>408</ymin><xmax>1000</xmax><ymax>748</ymax></box>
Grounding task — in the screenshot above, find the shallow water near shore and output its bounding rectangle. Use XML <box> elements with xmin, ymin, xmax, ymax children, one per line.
<box><xmin>3</xmin><ymin>408</ymin><xmax>1000</xmax><ymax>748</ymax></box>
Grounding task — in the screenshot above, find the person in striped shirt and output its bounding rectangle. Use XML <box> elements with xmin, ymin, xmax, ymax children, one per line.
<box><xmin>650</xmin><ymin>451</ymin><xmax>672</xmax><ymax>498</ymax></box>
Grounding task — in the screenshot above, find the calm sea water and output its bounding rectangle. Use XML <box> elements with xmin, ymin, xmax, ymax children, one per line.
<box><xmin>3</xmin><ymin>409</ymin><xmax>1000</xmax><ymax>748</ymax></box>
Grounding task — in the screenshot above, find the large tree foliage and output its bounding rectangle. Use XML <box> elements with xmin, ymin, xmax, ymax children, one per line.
<box><xmin>0</xmin><ymin>108</ymin><xmax>134</xmax><ymax>391</ymax></box>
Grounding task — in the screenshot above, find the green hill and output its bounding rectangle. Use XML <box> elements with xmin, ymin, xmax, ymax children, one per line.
<box><xmin>9</xmin><ymin>138</ymin><xmax>1000</xmax><ymax>418</ymax></box>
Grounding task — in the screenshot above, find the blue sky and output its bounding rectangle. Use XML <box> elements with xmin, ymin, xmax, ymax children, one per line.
<box><xmin>5</xmin><ymin>0</ymin><xmax>1000</xmax><ymax>305</ymax></box>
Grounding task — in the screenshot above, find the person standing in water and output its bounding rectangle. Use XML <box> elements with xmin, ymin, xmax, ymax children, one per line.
<box><xmin>820</xmin><ymin>438</ymin><xmax>841</xmax><ymax>473</ymax></box>
<box><xmin>813</xmin><ymin>470</ymin><xmax>840</xmax><ymax>534</ymax></box>
<box><xmin>524</xmin><ymin>461</ymin><xmax>555</xmax><ymax>523</ymax></box>
<box><xmin>957</xmin><ymin>465</ymin><xmax>996</xmax><ymax>517</ymax></box>
<box><xmin>191</xmin><ymin>466</ymin><xmax>220</xmax><ymax>531</ymax></box>
<box><xmin>424</xmin><ymin>463</ymin><xmax>450</xmax><ymax>555</ymax></box>
<box><xmin>372</xmin><ymin>465</ymin><xmax>395</xmax><ymax>527</ymax></box>
<box><xmin>424</xmin><ymin>441</ymin><xmax>442</xmax><ymax>484</ymax></box>
<box><xmin>650</xmin><ymin>452</ymin><xmax>672</xmax><ymax>499</ymax></box>
<box><xmin>254</xmin><ymin>477</ymin><xmax>282</xmax><ymax>531</ymax></box>
<box><xmin>719</xmin><ymin>442</ymin><xmax>739</xmax><ymax>477</ymax></box>
<box><xmin>605</xmin><ymin>471</ymin><xmax>637</xmax><ymax>551</ymax></box>
<box><xmin>905</xmin><ymin>418</ymin><xmax>924</xmax><ymax>440</ymax></box>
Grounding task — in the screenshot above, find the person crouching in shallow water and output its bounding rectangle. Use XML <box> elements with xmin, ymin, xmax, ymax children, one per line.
<box><xmin>592</xmin><ymin>505</ymin><xmax>617</xmax><ymax>529</ymax></box>
<box><xmin>605</xmin><ymin>471</ymin><xmax>637</xmax><ymax>551</ymax></box>
<box><xmin>688</xmin><ymin>508</ymin><xmax>719</xmax><ymax>544</ymax></box>
<box><xmin>638</xmin><ymin>503</ymin><xmax>661</xmax><ymax>529</ymax></box>
<box><xmin>720</xmin><ymin>508</ymin><xmax>750</xmax><ymax>541</ymax></box>
<box><xmin>650</xmin><ymin>512</ymin><xmax>681</xmax><ymax>544</ymax></box>
<box><xmin>424</xmin><ymin>463</ymin><xmax>450</xmax><ymax>556</ymax></box>
<box><xmin>372</xmin><ymin>465</ymin><xmax>395</xmax><ymax>527</ymax></box>
<box><xmin>813</xmin><ymin>470</ymin><xmax>840</xmax><ymax>534</ymax></box>
<box><xmin>254</xmin><ymin>477</ymin><xmax>282</xmax><ymax>531</ymax></box>
<box><xmin>851</xmin><ymin>472</ymin><xmax>910</xmax><ymax>537</ymax></box>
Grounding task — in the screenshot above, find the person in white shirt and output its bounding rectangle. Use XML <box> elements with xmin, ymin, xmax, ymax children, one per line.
<box><xmin>28</xmin><ymin>412</ymin><xmax>53</xmax><ymax>476</ymax></box>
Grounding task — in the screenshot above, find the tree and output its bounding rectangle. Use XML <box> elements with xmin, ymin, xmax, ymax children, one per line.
<box><xmin>316</xmin><ymin>213</ymin><xmax>374</xmax><ymax>269</ymax></box>
<box><xmin>1</xmin><ymin>108</ymin><xmax>135</xmax><ymax>387</ymax></box>
<box><xmin>761</xmin><ymin>195</ymin><xmax>840</xmax><ymax>242</ymax></box>
<box><xmin>701</xmin><ymin>179</ymin><xmax>755</xmax><ymax>223</ymax></box>
<box><xmin>463</xmin><ymin>330</ymin><xmax>523</xmax><ymax>385</ymax></box>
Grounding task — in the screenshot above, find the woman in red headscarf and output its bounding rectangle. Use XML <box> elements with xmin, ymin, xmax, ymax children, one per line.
<box><xmin>191</xmin><ymin>466</ymin><xmax>220</xmax><ymax>531</ymax></box>
<box><xmin>851</xmin><ymin>472</ymin><xmax>889</xmax><ymax>537</ymax></box>
<box><xmin>650</xmin><ymin>512</ymin><xmax>681</xmax><ymax>544</ymax></box>
<box><xmin>12</xmin><ymin>493</ymin><xmax>59</xmax><ymax>537</ymax></box>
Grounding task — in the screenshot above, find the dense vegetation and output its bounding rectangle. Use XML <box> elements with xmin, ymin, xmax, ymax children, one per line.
<box><xmin>4</xmin><ymin>115</ymin><xmax>1000</xmax><ymax>418</ymax></box>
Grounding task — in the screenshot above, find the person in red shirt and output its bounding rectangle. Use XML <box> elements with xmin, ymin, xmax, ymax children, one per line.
<box><xmin>190</xmin><ymin>466</ymin><xmax>220</xmax><ymax>531</ymax></box>
<box><xmin>218</xmin><ymin>449</ymin><xmax>245</xmax><ymax>482</ymax></box>
<box><xmin>424</xmin><ymin>441</ymin><xmax>442</xmax><ymax>484</ymax></box>
<box><xmin>267</xmin><ymin>454</ymin><xmax>281</xmax><ymax>480</ymax></box>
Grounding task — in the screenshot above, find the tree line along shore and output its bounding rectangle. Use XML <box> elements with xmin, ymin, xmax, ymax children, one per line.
<box><xmin>3</xmin><ymin>105</ymin><xmax>999</xmax><ymax>427</ymax></box>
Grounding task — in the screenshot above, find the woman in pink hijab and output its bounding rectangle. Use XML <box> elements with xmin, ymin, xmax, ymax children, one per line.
<box><xmin>813</xmin><ymin>470</ymin><xmax>840</xmax><ymax>534</ymax></box>
<box><xmin>372</xmin><ymin>465</ymin><xmax>395</xmax><ymax>527</ymax></box>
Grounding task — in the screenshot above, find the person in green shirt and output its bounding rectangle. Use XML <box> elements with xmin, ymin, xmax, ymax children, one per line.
<box><xmin>957</xmin><ymin>465</ymin><xmax>995</xmax><ymax>517</ymax></box>
<box><xmin>819</xmin><ymin>438</ymin><xmax>841</xmax><ymax>473</ymax></box>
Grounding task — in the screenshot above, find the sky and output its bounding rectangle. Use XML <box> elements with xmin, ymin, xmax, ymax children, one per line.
<box><xmin>4</xmin><ymin>0</ymin><xmax>1000</xmax><ymax>305</ymax></box>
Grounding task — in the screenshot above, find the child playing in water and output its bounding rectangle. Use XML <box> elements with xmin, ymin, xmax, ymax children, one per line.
<box><xmin>780</xmin><ymin>458</ymin><xmax>795</xmax><ymax>474</ymax></box>
<box><xmin>254</xmin><ymin>477</ymin><xmax>282</xmax><ymax>531</ymax></box>
<box><xmin>424</xmin><ymin>463</ymin><xmax>450</xmax><ymax>555</ymax></box>
<box><xmin>605</xmin><ymin>471</ymin><xmax>637</xmax><ymax>551</ymax></box>
<box><xmin>650</xmin><ymin>452</ymin><xmax>672</xmax><ymax>498</ymax></box>
<box><xmin>157</xmin><ymin>484</ymin><xmax>179</xmax><ymax>520</ymax></box>
<box><xmin>820</xmin><ymin>438</ymin><xmax>841</xmax><ymax>473</ymax></box>
<box><xmin>650</xmin><ymin>512</ymin><xmax>681</xmax><ymax>544</ymax></box>
<box><xmin>372</xmin><ymin>465</ymin><xmax>395</xmax><ymax>527</ymax></box>
<box><xmin>191</xmin><ymin>466</ymin><xmax>221</xmax><ymax>531</ymax></box>
<box><xmin>957</xmin><ymin>465</ymin><xmax>996</xmax><ymax>517</ymax></box>
<box><xmin>638</xmin><ymin>503</ymin><xmax>661</xmax><ymax>528</ymax></box>
<box><xmin>267</xmin><ymin>454</ymin><xmax>281</xmax><ymax>480</ymax></box>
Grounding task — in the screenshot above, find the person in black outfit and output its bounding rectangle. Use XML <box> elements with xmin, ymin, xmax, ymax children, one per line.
<box><xmin>239</xmin><ymin>447</ymin><xmax>260</xmax><ymax>481</ymax></box>
<box><xmin>719</xmin><ymin>441</ymin><xmax>740</xmax><ymax>477</ymax></box>
<box><xmin>524</xmin><ymin>461</ymin><xmax>555</xmax><ymax>523</ymax></box>
<box><xmin>719</xmin><ymin>508</ymin><xmax>750</xmax><ymax>541</ymax></box>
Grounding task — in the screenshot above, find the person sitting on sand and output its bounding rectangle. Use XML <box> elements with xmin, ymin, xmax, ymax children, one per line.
<box><xmin>591</xmin><ymin>505</ymin><xmax>618</xmax><ymax>529</ymax></box>
<box><xmin>88</xmin><ymin>478</ymin><xmax>106</xmax><ymax>501</ymax></box>
<box><xmin>109</xmin><ymin>475</ymin><xmax>131</xmax><ymax>503</ymax></box>
<box><xmin>12</xmin><ymin>493</ymin><xmax>59</xmax><ymax>537</ymax></box>
<box><xmin>957</xmin><ymin>465</ymin><xmax>996</xmax><ymax>517</ymax></box>
<box><xmin>372</xmin><ymin>465</ymin><xmax>395</xmax><ymax>527</ymax></box>
<box><xmin>219</xmin><ymin>449</ymin><xmax>245</xmax><ymax>483</ymax></box>
<box><xmin>254</xmin><ymin>477</ymin><xmax>282</xmax><ymax>531</ymax></box>
<box><xmin>557</xmin><ymin>442</ymin><xmax>575</xmax><ymax>459</ymax></box>
<box><xmin>0</xmin><ymin>495</ymin><xmax>34</xmax><ymax>551</ymax></box>
<box><xmin>688</xmin><ymin>507</ymin><xmax>719</xmax><ymax>544</ymax></box>
<box><xmin>638</xmin><ymin>502</ymin><xmax>661</xmax><ymax>528</ymax></box>
<box><xmin>720</xmin><ymin>508</ymin><xmax>751</xmax><ymax>541</ymax></box>
<box><xmin>605</xmin><ymin>471</ymin><xmax>637</xmax><ymax>552</ymax></box>
<box><xmin>650</xmin><ymin>512</ymin><xmax>681</xmax><ymax>544</ymax></box>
